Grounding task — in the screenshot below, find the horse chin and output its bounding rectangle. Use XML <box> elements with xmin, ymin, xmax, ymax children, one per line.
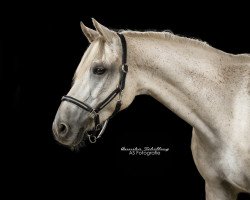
<box><xmin>68</xmin><ymin>135</ymin><xmax>85</xmax><ymax>151</ymax></box>
<box><xmin>68</xmin><ymin>127</ymin><xmax>97</xmax><ymax>151</ymax></box>
<box><xmin>69</xmin><ymin>128</ymin><xmax>90</xmax><ymax>151</ymax></box>
<box><xmin>68</xmin><ymin>120</ymin><xmax>105</xmax><ymax>150</ymax></box>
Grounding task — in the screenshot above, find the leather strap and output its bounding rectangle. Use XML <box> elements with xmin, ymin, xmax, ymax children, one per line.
<box><xmin>117</xmin><ymin>33</ymin><xmax>127</xmax><ymax>64</ymax></box>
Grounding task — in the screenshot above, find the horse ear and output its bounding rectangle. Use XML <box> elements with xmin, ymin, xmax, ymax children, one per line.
<box><xmin>92</xmin><ymin>18</ymin><xmax>116</xmax><ymax>43</ymax></box>
<box><xmin>80</xmin><ymin>21</ymin><xmax>99</xmax><ymax>43</ymax></box>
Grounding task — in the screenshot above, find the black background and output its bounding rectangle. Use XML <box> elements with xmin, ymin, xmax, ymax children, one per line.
<box><xmin>2</xmin><ymin>2</ymin><xmax>250</xmax><ymax>199</ymax></box>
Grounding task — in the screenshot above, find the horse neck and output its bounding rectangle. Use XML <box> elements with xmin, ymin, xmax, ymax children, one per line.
<box><xmin>125</xmin><ymin>32</ymin><xmax>235</xmax><ymax>136</ymax></box>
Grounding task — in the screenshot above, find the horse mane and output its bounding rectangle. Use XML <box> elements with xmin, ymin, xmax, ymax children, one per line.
<box><xmin>120</xmin><ymin>30</ymin><xmax>211</xmax><ymax>49</ymax></box>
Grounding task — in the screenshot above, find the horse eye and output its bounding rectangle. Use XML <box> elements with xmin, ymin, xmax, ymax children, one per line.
<box><xmin>93</xmin><ymin>66</ymin><xmax>106</xmax><ymax>75</ymax></box>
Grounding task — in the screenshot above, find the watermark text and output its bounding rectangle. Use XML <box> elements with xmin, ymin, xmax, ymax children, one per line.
<box><xmin>121</xmin><ymin>146</ymin><xmax>169</xmax><ymax>156</ymax></box>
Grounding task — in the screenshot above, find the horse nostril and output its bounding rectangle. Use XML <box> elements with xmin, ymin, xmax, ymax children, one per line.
<box><xmin>58</xmin><ymin>123</ymin><xmax>69</xmax><ymax>136</ymax></box>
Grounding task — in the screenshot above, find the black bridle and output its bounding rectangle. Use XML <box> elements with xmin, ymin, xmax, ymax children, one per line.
<box><xmin>61</xmin><ymin>33</ymin><xmax>128</xmax><ymax>143</ymax></box>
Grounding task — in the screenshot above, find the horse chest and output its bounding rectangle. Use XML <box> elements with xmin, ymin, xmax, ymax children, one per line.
<box><xmin>192</xmin><ymin>131</ymin><xmax>250</xmax><ymax>192</ymax></box>
<box><xmin>219</xmin><ymin>150</ymin><xmax>250</xmax><ymax>192</ymax></box>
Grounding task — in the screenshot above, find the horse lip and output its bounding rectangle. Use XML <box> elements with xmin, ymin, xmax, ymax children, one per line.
<box><xmin>71</xmin><ymin>129</ymin><xmax>86</xmax><ymax>146</ymax></box>
<box><xmin>67</xmin><ymin>121</ymin><xmax>103</xmax><ymax>147</ymax></box>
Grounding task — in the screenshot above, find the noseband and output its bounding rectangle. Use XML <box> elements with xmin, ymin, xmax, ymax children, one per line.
<box><xmin>61</xmin><ymin>33</ymin><xmax>128</xmax><ymax>143</ymax></box>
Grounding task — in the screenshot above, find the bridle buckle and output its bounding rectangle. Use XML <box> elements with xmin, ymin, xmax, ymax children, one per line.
<box><xmin>95</xmin><ymin>124</ymin><xmax>102</xmax><ymax>131</ymax></box>
<box><xmin>89</xmin><ymin>109</ymin><xmax>98</xmax><ymax>118</ymax></box>
<box><xmin>122</xmin><ymin>64</ymin><xmax>128</xmax><ymax>73</ymax></box>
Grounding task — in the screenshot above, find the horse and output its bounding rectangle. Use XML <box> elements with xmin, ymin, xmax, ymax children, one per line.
<box><xmin>52</xmin><ymin>19</ymin><xmax>250</xmax><ymax>199</ymax></box>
